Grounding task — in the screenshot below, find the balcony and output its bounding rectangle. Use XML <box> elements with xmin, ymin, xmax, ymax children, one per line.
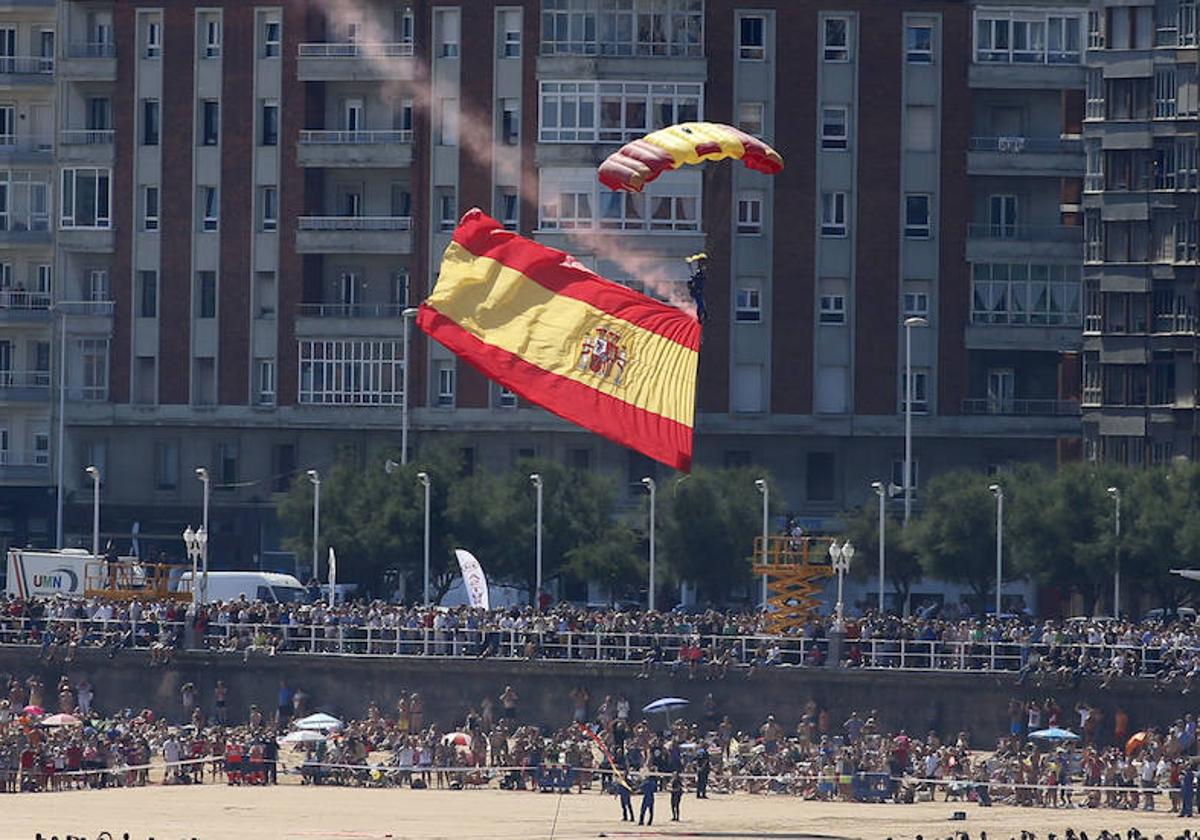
<box><xmin>295</xmin><ymin>303</ymin><xmax>412</xmax><ymax>338</ymax></box>
<box><xmin>58</xmin><ymin>225</ymin><xmax>114</xmax><ymax>252</ymax></box>
<box><xmin>0</xmin><ymin>370</ymin><xmax>51</xmax><ymax>403</ymax></box>
<box><xmin>297</xmin><ymin>42</ymin><xmax>418</xmax><ymax>82</ymax></box>
<box><xmin>969</xmin><ymin>61</ymin><xmax>1086</xmax><ymax>90</ymax></box>
<box><xmin>58</xmin><ymin>129</ymin><xmax>114</xmax><ymax>164</ymax></box>
<box><xmin>0</xmin><ymin>215</ymin><xmax>51</xmax><ymax>247</ymax></box>
<box><xmin>0</xmin><ymin>460</ymin><xmax>51</xmax><ymax>485</ymax></box>
<box><xmin>297</xmin><ymin>130</ymin><xmax>414</xmax><ymax>168</ymax></box>
<box><xmin>967</xmin><ymin>136</ymin><xmax>1084</xmax><ymax>177</ymax></box>
<box><xmin>0</xmin><ymin>289</ymin><xmax>50</xmax><ymax>322</ymax></box>
<box><xmin>57</xmin><ymin>299</ymin><xmax>114</xmax><ymax>336</ymax></box>
<box><xmin>0</xmin><ymin>134</ymin><xmax>52</xmax><ymax>165</ymax></box>
<box><xmin>0</xmin><ymin>56</ymin><xmax>54</xmax><ymax>85</ymax></box>
<box><xmin>295</xmin><ymin>216</ymin><xmax>413</xmax><ymax>254</ymax></box>
<box><xmin>961</xmin><ymin>398</ymin><xmax>1082</xmax><ymax>417</ymax></box>
<box><xmin>59</xmin><ymin>43</ymin><xmax>116</xmax><ymax>80</ymax></box>
<box><xmin>966</xmin><ymin>223</ymin><xmax>1083</xmax><ymax>260</ymax></box>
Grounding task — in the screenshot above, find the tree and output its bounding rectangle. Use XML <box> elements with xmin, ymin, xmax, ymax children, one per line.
<box><xmin>660</xmin><ymin>466</ymin><xmax>780</xmax><ymax>604</ymax></box>
<box><xmin>907</xmin><ymin>469</ymin><xmax>1000</xmax><ymax>613</ymax></box>
<box><xmin>1124</xmin><ymin>462</ymin><xmax>1200</xmax><ymax>611</ymax></box>
<box><xmin>839</xmin><ymin>501</ymin><xmax>923</xmax><ymax>610</ymax></box>
<box><xmin>562</xmin><ymin>524</ymin><xmax>645</xmax><ymax>606</ymax></box>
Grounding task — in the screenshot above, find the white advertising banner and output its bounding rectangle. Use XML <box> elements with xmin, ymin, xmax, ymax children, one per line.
<box><xmin>454</xmin><ymin>548</ymin><xmax>490</xmax><ymax>610</ymax></box>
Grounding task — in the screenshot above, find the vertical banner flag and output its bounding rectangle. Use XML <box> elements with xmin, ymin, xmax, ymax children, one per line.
<box><xmin>327</xmin><ymin>546</ymin><xmax>337</xmax><ymax>608</ymax></box>
<box><xmin>454</xmin><ymin>548</ymin><xmax>490</xmax><ymax>610</ymax></box>
<box><xmin>417</xmin><ymin>209</ymin><xmax>701</xmax><ymax>471</ymax></box>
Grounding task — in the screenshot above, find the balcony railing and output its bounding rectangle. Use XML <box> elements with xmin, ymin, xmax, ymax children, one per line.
<box><xmin>1154</xmin><ymin>314</ymin><xmax>1198</xmax><ymax>334</ymax></box>
<box><xmin>299</xmin><ymin>129</ymin><xmax>414</xmax><ymax>145</ymax></box>
<box><xmin>961</xmin><ymin>398</ymin><xmax>1082</xmax><ymax>416</ymax></box>
<box><xmin>297</xmin><ymin>216</ymin><xmax>412</xmax><ymax>231</ymax></box>
<box><xmin>298</xmin><ymin>303</ymin><xmax>408</xmax><ymax>318</ymax></box>
<box><xmin>0</xmin><ymin>135</ymin><xmax>52</xmax><ymax>154</ymax></box>
<box><xmin>56</xmin><ymin>299</ymin><xmax>114</xmax><ymax>317</ymax></box>
<box><xmin>0</xmin><ymin>56</ymin><xmax>54</xmax><ymax>75</ymax></box>
<box><xmin>0</xmin><ymin>290</ymin><xmax>50</xmax><ymax>310</ymax></box>
<box><xmin>0</xmin><ymin>370</ymin><xmax>51</xmax><ymax>390</ymax></box>
<box><xmin>967</xmin><ymin>223</ymin><xmax>1083</xmax><ymax>243</ymax></box>
<box><xmin>969</xmin><ymin>136</ymin><xmax>1083</xmax><ymax>153</ymax></box>
<box><xmin>66</xmin><ymin>42</ymin><xmax>116</xmax><ymax>59</ymax></box>
<box><xmin>60</xmin><ymin>129</ymin><xmax>114</xmax><ymax>145</ymax></box>
<box><xmin>298</xmin><ymin>42</ymin><xmax>414</xmax><ymax>58</ymax></box>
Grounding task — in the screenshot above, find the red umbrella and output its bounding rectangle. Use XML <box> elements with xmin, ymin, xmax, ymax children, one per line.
<box><xmin>1125</xmin><ymin>731</ymin><xmax>1150</xmax><ymax>757</ymax></box>
<box><xmin>22</xmin><ymin>704</ymin><xmax>44</xmax><ymax>717</ymax></box>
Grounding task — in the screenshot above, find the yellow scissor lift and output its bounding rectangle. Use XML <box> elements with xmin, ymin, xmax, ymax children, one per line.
<box><xmin>751</xmin><ymin>535</ymin><xmax>835</xmax><ymax>634</ymax></box>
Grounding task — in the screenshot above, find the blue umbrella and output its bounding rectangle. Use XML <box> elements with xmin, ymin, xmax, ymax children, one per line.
<box><xmin>1028</xmin><ymin>727</ymin><xmax>1080</xmax><ymax>742</ymax></box>
<box><xmin>642</xmin><ymin>697</ymin><xmax>689</xmax><ymax>727</ymax></box>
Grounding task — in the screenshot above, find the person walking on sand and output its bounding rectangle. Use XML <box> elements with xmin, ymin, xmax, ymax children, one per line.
<box><xmin>639</xmin><ymin>773</ymin><xmax>657</xmax><ymax>826</ymax></box>
<box><xmin>670</xmin><ymin>771</ymin><xmax>684</xmax><ymax>821</ymax></box>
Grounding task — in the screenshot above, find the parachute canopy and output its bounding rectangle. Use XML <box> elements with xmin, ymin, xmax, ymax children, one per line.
<box><xmin>598</xmin><ymin>122</ymin><xmax>784</xmax><ymax>193</ymax></box>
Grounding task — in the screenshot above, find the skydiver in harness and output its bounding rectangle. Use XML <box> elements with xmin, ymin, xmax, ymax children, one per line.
<box><xmin>685</xmin><ymin>252</ymin><xmax>709</xmax><ymax>324</ymax></box>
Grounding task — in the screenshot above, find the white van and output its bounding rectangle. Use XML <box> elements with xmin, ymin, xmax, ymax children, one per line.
<box><xmin>175</xmin><ymin>571</ymin><xmax>308</xmax><ymax>604</ymax></box>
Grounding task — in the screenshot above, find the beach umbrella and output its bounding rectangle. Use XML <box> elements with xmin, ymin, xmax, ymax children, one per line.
<box><xmin>1029</xmin><ymin>727</ymin><xmax>1080</xmax><ymax>742</ymax></box>
<box><xmin>278</xmin><ymin>730</ymin><xmax>325</xmax><ymax>745</ymax></box>
<box><xmin>442</xmin><ymin>731</ymin><xmax>471</xmax><ymax>753</ymax></box>
<box><xmin>293</xmin><ymin>712</ymin><xmax>343</xmax><ymax>731</ymax></box>
<box><xmin>1126</xmin><ymin>731</ymin><xmax>1151</xmax><ymax>756</ymax></box>
<box><xmin>22</xmin><ymin>704</ymin><xmax>44</xmax><ymax>717</ymax></box>
<box><xmin>642</xmin><ymin>697</ymin><xmax>688</xmax><ymax>726</ymax></box>
<box><xmin>41</xmin><ymin>713</ymin><xmax>81</xmax><ymax>727</ymax></box>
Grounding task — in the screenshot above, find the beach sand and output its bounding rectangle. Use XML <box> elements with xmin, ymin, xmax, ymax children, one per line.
<box><xmin>3</xmin><ymin>783</ymin><xmax>1195</xmax><ymax>840</ymax></box>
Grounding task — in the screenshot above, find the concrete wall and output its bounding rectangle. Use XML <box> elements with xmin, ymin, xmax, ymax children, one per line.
<box><xmin>0</xmin><ymin>646</ymin><xmax>1189</xmax><ymax>744</ymax></box>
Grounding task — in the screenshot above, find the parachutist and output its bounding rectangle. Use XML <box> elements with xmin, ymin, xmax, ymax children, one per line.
<box><xmin>685</xmin><ymin>252</ymin><xmax>709</xmax><ymax>324</ymax></box>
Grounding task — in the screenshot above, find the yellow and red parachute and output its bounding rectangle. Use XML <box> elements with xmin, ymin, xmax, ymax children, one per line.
<box><xmin>598</xmin><ymin>122</ymin><xmax>784</xmax><ymax>193</ymax></box>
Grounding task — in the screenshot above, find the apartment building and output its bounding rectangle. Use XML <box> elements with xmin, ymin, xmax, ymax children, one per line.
<box><xmin>1081</xmin><ymin>0</ymin><xmax>1200</xmax><ymax>465</ymax></box>
<box><xmin>9</xmin><ymin>0</ymin><xmax>1087</xmax><ymax>566</ymax></box>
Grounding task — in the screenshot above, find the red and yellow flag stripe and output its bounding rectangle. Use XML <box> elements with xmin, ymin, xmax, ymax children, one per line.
<box><xmin>418</xmin><ymin>209</ymin><xmax>700</xmax><ymax>471</ymax></box>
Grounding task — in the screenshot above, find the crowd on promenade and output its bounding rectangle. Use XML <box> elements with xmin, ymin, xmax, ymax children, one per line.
<box><xmin>5</xmin><ymin>658</ymin><xmax>1200</xmax><ymax>820</ymax></box>
<box><xmin>6</xmin><ymin>594</ymin><xmax>1200</xmax><ymax>685</ymax></box>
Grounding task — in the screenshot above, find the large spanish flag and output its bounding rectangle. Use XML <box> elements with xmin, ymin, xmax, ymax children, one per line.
<box><xmin>418</xmin><ymin>209</ymin><xmax>700</xmax><ymax>471</ymax></box>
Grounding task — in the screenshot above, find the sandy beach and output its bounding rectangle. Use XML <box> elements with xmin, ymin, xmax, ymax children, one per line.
<box><xmin>3</xmin><ymin>784</ymin><xmax>1195</xmax><ymax>840</ymax></box>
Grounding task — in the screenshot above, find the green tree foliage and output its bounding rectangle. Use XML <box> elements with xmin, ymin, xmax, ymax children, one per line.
<box><xmin>907</xmin><ymin>470</ymin><xmax>999</xmax><ymax>612</ymax></box>
<box><xmin>562</xmin><ymin>523</ymin><xmax>645</xmax><ymax>606</ymax></box>
<box><xmin>839</xmin><ymin>501</ymin><xmax>923</xmax><ymax>609</ymax></box>
<box><xmin>660</xmin><ymin>467</ymin><xmax>779</xmax><ymax>604</ymax></box>
<box><xmin>1122</xmin><ymin>462</ymin><xmax>1200</xmax><ymax>611</ymax></box>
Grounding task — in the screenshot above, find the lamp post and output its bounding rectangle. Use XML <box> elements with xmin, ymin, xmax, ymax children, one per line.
<box><xmin>417</xmin><ymin>471</ymin><xmax>431</xmax><ymax>607</ymax></box>
<box><xmin>530</xmin><ymin>473</ymin><xmax>543</xmax><ymax>608</ymax></box>
<box><xmin>183</xmin><ymin>526</ymin><xmax>202</xmax><ymax>606</ymax></box>
<box><xmin>306</xmin><ymin>469</ymin><xmax>321</xmax><ymax>583</ymax></box>
<box><xmin>54</xmin><ymin>306</ymin><xmax>68</xmax><ymax>548</ymax></box>
<box><xmin>401</xmin><ymin>307</ymin><xmax>419</xmax><ymax>465</ymax></box>
<box><xmin>755</xmin><ymin>478</ymin><xmax>769</xmax><ymax>610</ymax></box>
<box><xmin>84</xmin><ymin>465</ymin><xmax>100</xmax><ymax>560</ymax></box>
<box><xmin>195</xmin><ymin>467</ymin><xmax>210</xmax><ymax>603</ymax></box>
<box><xmin>1107</xmin><ymin>486</ymin><xmax>1121</xmax><ymax>617</ymax></box>
<box><xmin>871</xmin><ymin>481</ymin><xmax>886</xmax><ymax>613</ymax></box>
<box><xmin>829</xmin><ymin>540</ymin><xmax>854</xmax><ymax>631</ymax></box>
<box><xmin>903</xmin><ymin>316</ymin><xmax>929</xmax><ymax>525</ymax></box>
<box><xmin>641</xmin><ymin>477</ymin><xmax>656</xmax><ymax>611</ymax></box>
<box><xmin>989</xmin><ymin>483</ymin><xmax>1004</xmax><ymax>617</ymax></box>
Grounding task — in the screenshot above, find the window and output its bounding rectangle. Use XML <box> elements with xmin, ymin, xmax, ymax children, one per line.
<box><xmin>271</xmin><ymin>443</ymin><xmax>296</xmax><ymax>492</ymax></box>
<box><xmin>737</xmin><ymin>102</ymin><xmax>764</xmax><ymax>136</ymax></box>
<box><xmin>823</xmin><ymin>17</ymin><xmax>850</xmax><ymax>62</ymax></box>
<box><xmin>906</xmin><ymin>22</ymin><xmax>934</xmax><ymax>63</ymax></box>
<box><xmin>87</xmin><ymin>270</ymin><xmax>109</xmax><ymax>302</ymax></box>
<box><xmin>900</xmin><ymin>370</ymin><xmax>928</xmax><ymax>413</ymax></box>
<box><xmin>60</xmin><ymin>168</ymin><xmax>111</xmax><ymax>229</ymax></box>
<box><xmin>904</xmin><ymin>289</ymin><xmax>930</xmax><ymax>318</ymax></box>
<box><xmin>33</xmin><ymin>432</ymin><xmax>48</xmax><ymax>466</ymax></box>
<box><xmin>299</xmin><ymin>340</ymin><xmax>407</xmax><ymax>405</ymax></box>
<box><xmin>142</xmin><ymin>185</ymin><xmax>159</xmax><ymax>231</ymax></box>
<box><xmin>500</xmin><ymin>99</ymin><xmax>519</xmax><ymax>145</ymax></box>
<box><xmin>540</xmin><ymin>190</ymin><xmax>590</xmax><ymax>229</ymax></box>
<box><xmin>970</xmin><ymin>262</ymin><xmax>1082</xmax><ymax>325</ymax></box>
<box><xmin>439</xmin><ymin>98</ymin><xmax>459</xmax><ymax>145</ymax></box>
<box><xmin>197</xmin><ymin>271</ymin><xmax>216</xmax><ymax>318</ymax></box>
<box><xmin>263</xmin><ymin>18</ymin><xmax>281</xmax><ymax>58</ymax></box>
<box><xmin>739</xmin><ymin>15</ymin><xmax>766</xmax><ymax>60</ymax></box>
<box><xmin>904</xmin><ymin>194</ymin><xmax>931</xmax><ymax>238</ymax></box>
<box><xmin>138</xmin><ymin>270</ymin><xmax>157</xmax><ymax>318</ymax></box>
<box><xmin>736</xmin><ymin>287</ymin><xmax>761</xmax><ymax>322</ymax></box>
<box><xmin>201</xmin><ymin>187</ymin><xmax>218</xmax><ymax>232</ymax></box>
<box><xmin>437</xmin><ymin>363</ymin><xmax>456</xmax><ymax>406</ymax></box>
<box><xmin>77</xmin><ymin>338</ymin><xmax>108</xmax><ymax>401</ymax></box>
<box><xmin>497</xmin><ymin>189</ymin><xmax>519</xmax><ymax>230</ymax></box>
<box><xmin>437</xmin><ymin>8</ymin><xmax>460</xmax><ymax>57</ymax></box>
<box><xmin>141</xmin><ymin>99</ymin><xmax>159</xmax><ymax>146</ymax></box>
<box><xmin>155</xmin><ymin>441</ymin><xmax>178</xmax><ymax>490</ymax></box>
<box><xmin>538</xmin><ymin>80</ymin><xmax>701</xmax><ymax>144</ymax></box>
<box><xmin>891</xmin><ymin>458</ymin><xmax>919</xmax><ymax>491</ymax></box>
<box><xmin>439</xmin><ymin>190</ymin><xmax>457</xmax><ymax>232</ymax></box>
<box><xmin>806</xmin><ymin>453</ymin><xmax>836</xmax><ymax>501</ymax></box>
<box><xmin>1156</xmin><ymin>68</ymin><xmax>1177</xmax><ymax>118</ymax></box>
<box><xmin>815</xmin><ymin>367</ymin><xmax>848</xmax><ymax>414</ymax></box>
<box><xmin>732</xmin><ymin>364</ymin><xmax>764</xmax><ymax>413</ymax></box>
<box><xmin>906</xmin><ymin>105</ymin><xmax>936</xmax><ymax>151</ymax></box>
<box><xmin>214</xmin><ymin>442</ymin><xmax>238</xmax><ymax>488</ymax></box>
<box><xmin>260</xmin><ymin>186</ymin><xmax>277</xmax><ymax>232</ymax></box>
<box><xmin>975</xmin><ymin>11</ymin><xmax>1081</xmax><ymax>64</ymax></box>
<box><xmin>203</xmin><ymin>16</ymin><xmax>221</xmax><ymax>58</ymax></box>
<box><xmin>542</xmin><ymin>0</ymin><xmax>703</xmax><ymax>57</ymax></box>
<box><xmin>256</xmin><ymin>359</ymin><xmax>276</xmax><ymax>406</ymax></box>
<box><xmin>202</xmin><ymin>100</ymin><xmax>219</xmax><ymax>146</ymax></box>
<box><xmin>820</xmin><ymin>191</ymin><xmax>847</xmax><ymax>237</ymax></box>
<box><xmin>737</xmin><ymin>193</ymin><xmax>762</xmax><ymax>234</ymax></box>
<box><xmin>260</xmin><ymin>101</ymin><xmax>278</xmax><ymax>146</ymax></box>
<box><xmin>255</xmin><ymin>271</ymin><xmax>276</xmax><ymax>319</ymax></box>
<box><xmin>502</xmin><ymin>10</ymin><xmax>521</xmax><ymax>58</ymax></box>
<box><xmin>87</xmin><ymin>97</ymin><xmax>111</xmax><ymax>131</ymax></box>
<box><xmin>821</xmin><ymin>107</ymin><xmax>848</xmax><ymax>150</ymax></box>
<box><xmin>819</xmin><ymin>294</ymin><xmax>846</xmax><ymax>325</ymax></box>
<box><xmin>497</xmin><ymin>386</ymin><xmax>517</xmax><ymax>408</ymax></box>
<box><xmin>145</xmin><ymin>19</ymin><xmax>161</xmax><ymax>59</ymax></box>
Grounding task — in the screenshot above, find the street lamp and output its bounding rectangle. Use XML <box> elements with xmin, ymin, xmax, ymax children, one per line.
<box><xmin>989</xmin><ymin>483</ymin><xmax>1004</xmax><ymax>617</ymax></box>
<box><xmin>829</xmin><ymin>540</ymin><xmax>855</xmax><ymax>631</ymax></box>
<box><xmin>54</xmin><ymin>305</ymin><xmax>68</xmax><ymax>548</ymax></box>
<box><xmin>1107</xmin><ymin>486</ymin><xmax>1121</xmax><ymax>617</ymax></box>
<box><xmin>871</xmin><ymin>481</ymin><xmax>886</xmax><ymax>613</ymax></box>
<box><xmin>530</xmin><ymin>473</ymin><xmax>543</xmax><ymax>608</ymax></box>
<box><xmin>84</xmin><ymin>465</ymin><xmax>100</xmax><ymax>560</ymax></box>
<box><xmin>755</xmin><ymin>478</ymin><xmax>769</xmax><ymax>610</ymax></box>
<box><xmin>401</xmin><ymin>307</ymin><xmax>420</xmax><ymax>465</ymax></box>
<box><xmin>417</xmin><ymin>471</ymin><xmax>431</xmax><ymax>607</ymax></box>
<box><xmin>903</xmin><ymin>316</ymin><xmax>929</xmax><ymax>525</ymax></box>
<box><xmin>195</xmin><ymin>467</ymin><xmax>210</xmax><ymax>603</ymax></box>
<box><xmin>182</xmin><ymin>525</ymin><xmax>207</xmax><ymax>607</ymax></box>
<box><xmin>641</xmin><ymin>477</ymin><xmax>656</xmax><ymax>611</ymax></box>
<box><xmin>306</xmin><ymin>469</ymin><xmax>321</xmax><ymax>583</ymax></box>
